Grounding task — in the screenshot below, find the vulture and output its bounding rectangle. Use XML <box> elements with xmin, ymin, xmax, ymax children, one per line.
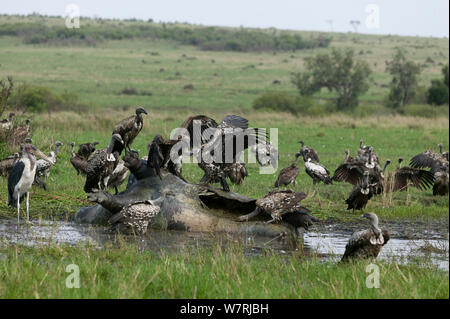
<box><xmin>147</xmin><ymin>134</ymin><xmax>185</xmax><ymax>181</ymax></box>
<box><xmin>410</xmin><ymin>144</ymin><xmax>448</xmax><ymax>169</ymax></box>
<box><xmin>298</xmin><ymin>140</ymin><xmax>319</xmax><ymax>162</ymax></box>
<box><xmin>0</xmin><ymin>152</ymin><xmax>19</xmax><ymax>177</ymax></box>
<box><xmin>107</xmin><ymin>160</ymin><xmax>129</xmax><ymax>194</ymax></box>
<box><xmin>410</xmin><ymin>144</ymin><xmax>449</xmax><ymax>196</ymax></box>
<box><xmin>0</xmin><ymin>112</ymin><xmax>15</xmax><ymax>130</ymax></box>
<box><xmin>175</xmin><ymin>114</ymin><xmax>218</xmax><ymax>149</ymax></box>
<box><xmin>8</xmin><ymin>119</ymin><xmax>30</xmax><ymax>147</ymax></box>
<box><xmin>432</xmin><ymin>162</ymin><xmax>449</xmax><ymax>196</ymax></box>
<box><xmin>227</xmin><ymin>162</ymin><xmax>248</xmax><ymax>185</ymax></box>
<box><xmin>112</xmin><ymin>107</ymin><xmax>148</xmax><ymax>151</ymax></box>
<box><xmin>341</xmin><ymin>212</ymin><xmax>390</xmax><ymax>262</ymax></box>
<box><xmin>302</xmin><ymin>150</ymin><xmax>332</xmax><ymax>185</ymax></box>
<box><xmin>70</xmin><ymin>141</ymin><xmax>98</xmax><ymax>175</ymax></box>
<box><xmin>345</xmin><ymin>171</ymin><xmax>374</xmax><ymax>213</ymax></box>
<box><xmin>84</xmin><ymin>134</ymin><xmax>124</xmax><ymax>193</ymax></box>
<box><xmin>122</xmin><ymin>150</ymin><xmax>154</xmax><ymax>182</ymax></box>
<box><xmin>236</xmin><ymin>189</ymin><xmax>309</xmax><ymax>223</ymax></box>
<box><xmin>185</xmin><ymin>114</ymin><xmax>265</xmax><ymax>191</ymax></box>
<box><xmin>274</xmin><ymin>153</ymin><xmax>300</xmax><ymax>187</ymax></box>
<box><xmin>35</xmin><ymin>141</ymin><xmax>63</xmax><ymax>179</ymax></box>
<box><xmin>343</xmin><ymin>150</ymin><xmax>354</xmax><ymax>164</ymax></box>
<box><xmin>236</xmin><ymin>190</ymin><xmax>319</xmax><ymax>235</ymax></box>
<box><xmin>8</xmin><ymin>142</ymin><xmax>53</xmax><ymax>223</ymax></box>
<box><xmin>357</xmin><ymin>140</ymin><xmax>380</xmax><ymax>167</ymax></box>
<box><xmin>109</xmin><ymin>198</ymin><xmax>164</xmax><ymax>235</ymax></box>
<box><xmin>385</xmin><ymin>158</ymin><xmax>435</xmax><ymax>192</ymax></box>
<box><xmin>333</xmin><ymin>157</ymin><xmax>390</xmax><ymax>193</ymax></box>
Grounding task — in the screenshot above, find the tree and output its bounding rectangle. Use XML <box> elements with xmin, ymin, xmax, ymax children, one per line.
<box><xmin>291</xmin><ymin>48</ymin><xmax>372</xmax><ymax>110</ymax></box>
<box><xmin>386</xmin><ymin>49</ymin><xmax>421</xmax><ymax>108</ymax></box>
<box><xmin>427</xmin><ymin>64</ymin><xmax>449</xmax><ymax>106</ymax></box>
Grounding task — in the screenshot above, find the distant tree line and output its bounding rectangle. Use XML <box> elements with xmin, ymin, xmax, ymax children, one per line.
<box><xmin>287</xmin><ymin>47</ymin><xmax>449</xmax><ymax>112</ymax></box>
<box><xmin>0</xmin><ymin>22</ymin><xmax>332</xmax><ymax>52</ymax></box>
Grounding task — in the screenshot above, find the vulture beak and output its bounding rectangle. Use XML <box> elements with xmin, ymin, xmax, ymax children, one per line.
<box><xmin>33</xmin><ymin>147</ymin><xmax>55</xmax><ymax>164</ymax></box>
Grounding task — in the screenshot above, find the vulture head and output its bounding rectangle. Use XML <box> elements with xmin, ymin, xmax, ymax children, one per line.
<box><xmin>135</xmin><ymin>107</ymin><xmax>148</xmax><ymax>116</ymax></box>
<box><xmin>438</xmin><ymin>143</ymin><xmax>443</xmax><ymax>154</ymax></box>
<box><xmin>55</xmin><ymin>141</ymin><xmax>64</xmax><ymax>147</ymax></box>
<box><xmin>298</xmin><ymin>140</ymin><xmax>305</xmax><ymax>147</ymax></box>
<box><xmin>361</xmin><ymin>212</ymin><xmax>382</xmax><ymax>241</ymax></box>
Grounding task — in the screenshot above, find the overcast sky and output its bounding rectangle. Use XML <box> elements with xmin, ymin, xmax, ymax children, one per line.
<box><xmin>2</xmin><ymin>0</ymin><xmax>449</xmax><ymax>37</ymax></box>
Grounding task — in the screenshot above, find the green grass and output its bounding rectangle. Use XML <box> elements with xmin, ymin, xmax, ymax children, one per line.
<box><xmin>0</xmin><ymin>242</ymin><xmax>448</xmax><ymax>298</ymax></box>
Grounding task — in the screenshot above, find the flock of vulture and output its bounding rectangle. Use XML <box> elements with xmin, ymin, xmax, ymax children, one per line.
<box><xmin>0</xmin><ymin>109</ymin><xmax>449</xmax><ymax>261</ymax></box>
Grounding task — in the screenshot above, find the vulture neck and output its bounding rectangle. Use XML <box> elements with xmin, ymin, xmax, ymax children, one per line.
<box><xmin>369</xmin><ymin>218</ymin><xmax>381</xmax><ymax>237</ymax></box>
<box><xmin>383</xmin><ymin>161</ymin><xmax>390</xmax><ymax>173</ymax></box>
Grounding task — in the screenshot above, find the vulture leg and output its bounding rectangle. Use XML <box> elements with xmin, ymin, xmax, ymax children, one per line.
<box><xmin>220</xmin><ymin>176</ymin><xmax>230</xmax><ymax>192</ymax></box>
<box><xmin>236</xmin><ymin>207</ymin><xmax>262</xmax><ymax>222</ymax></box>
<box><xmin>114</xmin><ymin>186</ymin><xmax>119</xmax><ymax>195</ymax></box>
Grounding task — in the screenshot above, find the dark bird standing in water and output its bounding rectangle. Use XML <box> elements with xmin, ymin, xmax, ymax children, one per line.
<box><xmin>112</xmin><ymin>107</ymin><xmax>148</xmax><ymax>151</ymax></box>
<box><xmin>341</xmin><ymin>212</ymin><xmax>390</xmax><ymax>262</ymax></box>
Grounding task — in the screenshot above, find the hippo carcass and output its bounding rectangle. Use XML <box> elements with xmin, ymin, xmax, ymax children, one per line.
<box><xmin>76</xmin><ymin>170</ymin><xmax>297</xmax><ymax>244</ymax></box>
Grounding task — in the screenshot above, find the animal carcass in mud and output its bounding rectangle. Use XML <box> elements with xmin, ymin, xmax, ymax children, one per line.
<box><xmin>76</xmin><ymin>171</ymin><xmax>298</xmax><ymax>244</ymax></box>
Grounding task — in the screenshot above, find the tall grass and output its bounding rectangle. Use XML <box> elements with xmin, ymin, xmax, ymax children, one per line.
<box><xmin>0</xmin><ymin>241</ymin><xmax>448</xmax><ymax>298</ymax></box>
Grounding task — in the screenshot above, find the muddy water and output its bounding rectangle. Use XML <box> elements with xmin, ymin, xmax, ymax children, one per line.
<box><xmin>0</xmin><ymin>218</ymin><xmax>448</xmax><ymax>271</ymax></box>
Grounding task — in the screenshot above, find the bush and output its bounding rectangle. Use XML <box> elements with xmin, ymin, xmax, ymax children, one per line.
<box><xmin>10</xmin><ymin>85</ymin><xmax>86</xmax><ymax>113</ymax></box>
<box><xmin>0</xmin><ymin>21</ymin><xmax>332</xmax><ymax>52</ymax></box>
<box><xmin>427</xmin><ymin>80</ymin><xmax>449</xmax><ymax>105</ymax></box>
<box><xmin>252</xmin><ymin>92</ymin><xmax>313</xmax><ymax>115</ymax></box>
<box><xmin>400</xmin><ymin>104</ymin><xmax>449</xmax><ymax>118</ymax></box>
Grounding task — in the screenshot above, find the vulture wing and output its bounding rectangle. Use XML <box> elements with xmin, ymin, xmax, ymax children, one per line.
<box><xmin>177</xmin><ymin>115</ymin><xmax>218</xmax><ymax>148</ymax></box>
<box><xmin>410</xmin><ymin>150</ymin><xmax>443</xmax><ymax>169</ymax></box>
<box><xmin>392</xmin><ymin>167</ymin><xmax>435</xmax><ymax>192</ymax></box>
<box><xmin>333</xmin><ymin>163</ymin><xmax>366</xmax><ymax>186</ymax></box>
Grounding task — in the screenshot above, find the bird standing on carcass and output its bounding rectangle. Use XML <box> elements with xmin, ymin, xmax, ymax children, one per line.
<box><xmin>112</xmin><ymin>107</ymin><xmax>148</xmax><ymax>152</ymax></box>
<box><xmin>84</xmin><ymin>134</ymin><xmax>124</xmax><ymax>193</ymax></box>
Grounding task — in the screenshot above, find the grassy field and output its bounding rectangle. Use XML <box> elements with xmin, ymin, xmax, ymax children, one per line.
<box><xmin>0</xmin><ymin>242</ymin><xmax>448</xmax><ymax>298</ymax></box>
<box><xmin>0</xmin><ymin>15</ymin><xmax>449</xmax><ymax>111</ymax></box>
<box><xmin>0</xmin><ymin>15</ymin><xmax>449</xmax><ymax>299</ymax></box>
